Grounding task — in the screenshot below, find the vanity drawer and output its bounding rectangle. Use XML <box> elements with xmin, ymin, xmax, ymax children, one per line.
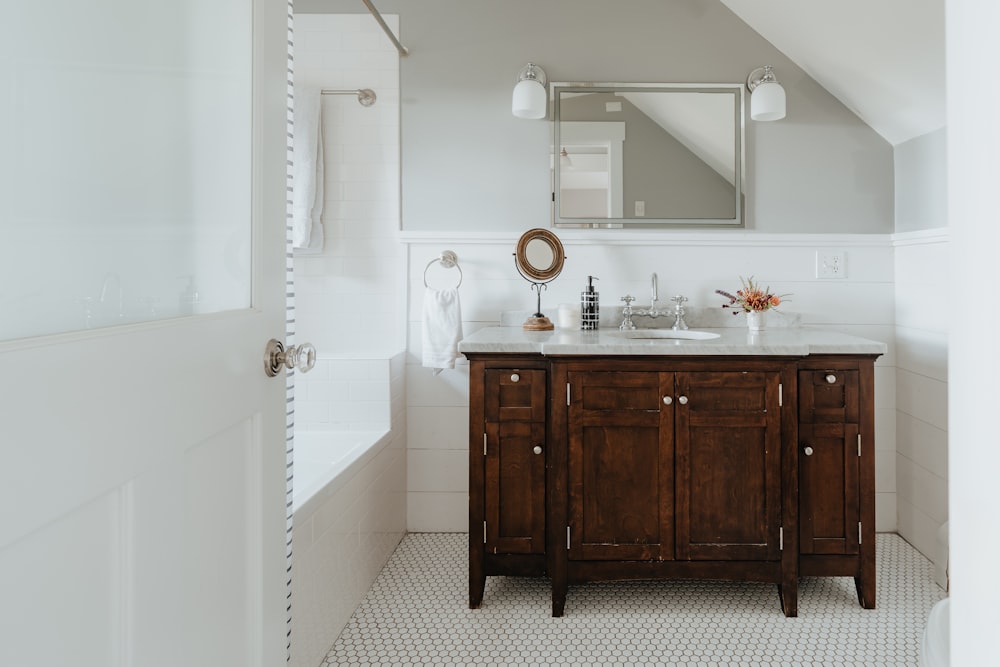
<box><xmin>798</xmin><ymin>369</ymin><xmax>860</xmax><ymax>424</ymax></box>
<box><xmin>485</xmin><ymin>368</ymin><xmax>546</xmax><ymax>422</ymax></box>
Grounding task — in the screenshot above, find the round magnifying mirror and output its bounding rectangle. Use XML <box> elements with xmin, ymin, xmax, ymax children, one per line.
<box><xmin>515</xmin><ymin>228</ymin><xmax>565</xmax><ymax>282</ymax></box>
<box><xmin>514</xmin><ymin>229</ymin><xmax>565</xmax><ymax>330</ymax></box>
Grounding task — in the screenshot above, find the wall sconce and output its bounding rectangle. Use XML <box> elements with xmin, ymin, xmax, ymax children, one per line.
<box><xmin>512</xmin><ymin>62</ymin><xmax>548</xmax><ymax>119</ymax></box>
<box><xmin>746</xmin><ymin>65</ymin><xmax>786</xmax><ymax>121</ymax></box>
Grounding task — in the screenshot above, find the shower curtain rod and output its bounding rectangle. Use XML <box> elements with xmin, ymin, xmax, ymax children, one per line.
<box><xmin>361</xmin><ymin>0</ymin><xmax>409</xmax><ymax>56</ymax></box>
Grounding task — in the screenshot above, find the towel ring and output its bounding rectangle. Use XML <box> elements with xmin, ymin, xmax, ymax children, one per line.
<box><xmin>423</xmin><ymin>250</ymin><xmax>463</xmax><ymax>288</ymax></box>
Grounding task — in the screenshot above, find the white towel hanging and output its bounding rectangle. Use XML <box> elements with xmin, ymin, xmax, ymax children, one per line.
<box><xmin>292</xmin><ymin>85</ymin><xmax>324</xmax><ymax>252</ymax></box>
<box><xmin>422</xmin><ymin>287</ymin><xmax>463</xmax><ymax>373</ymax></box>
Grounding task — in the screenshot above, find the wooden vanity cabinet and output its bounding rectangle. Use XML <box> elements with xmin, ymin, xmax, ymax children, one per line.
<box><xmin>797</xmin><ymin>357</ymin><xmax>877</xmax><ymax>609</ymax></box>
<box><xmin>466</xmin><ymin>350</ymin><xmax>878</xmax><ymax>617</ymax></box>
<box><xmin>468</xmin><ymin>356</ymin><xmax>548</xmax><ymax>609</ymax></box>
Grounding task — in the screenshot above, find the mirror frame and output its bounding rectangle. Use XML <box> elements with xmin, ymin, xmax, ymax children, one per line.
<box><xmin>551</xmin><ymin>82</ymin><xmax>746</xmax><ymax>229</ymax></box>
<box><xmin>515</xmin><ymin>228</ymin><xmax>565</xmax><ymax>282</ymax></box>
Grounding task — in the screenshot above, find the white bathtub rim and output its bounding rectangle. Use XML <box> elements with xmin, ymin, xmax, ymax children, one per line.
<box><xmin>292</xmin><ymin>428</ymin><xmax>393</xmax><ymax>518</ymax></box>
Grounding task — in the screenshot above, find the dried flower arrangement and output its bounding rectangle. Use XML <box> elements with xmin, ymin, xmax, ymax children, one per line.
<box><xmin>715</xmin><ymin>276</ymin><xmax>788</xmax><ymax>313</ymax></box>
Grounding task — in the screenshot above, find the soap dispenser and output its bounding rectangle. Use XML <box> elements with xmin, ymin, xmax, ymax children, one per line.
<box><xmin>581</xmin><ymin>276</ymin><xmax>599</xmax><ymax>330</ymax></box>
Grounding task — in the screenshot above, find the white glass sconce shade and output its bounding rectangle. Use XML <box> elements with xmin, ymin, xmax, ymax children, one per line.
<box><xmin>747</xmin><ymin>65</ymin><xmax>786</xmax><ymax>121</ymax></box>
<box><xmin>512</xmin><ymin>63</ymin><xmax>548</xmax><ymax>119</ymax></box>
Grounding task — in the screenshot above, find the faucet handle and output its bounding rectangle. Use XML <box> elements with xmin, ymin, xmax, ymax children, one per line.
<box><xmin>669</xmin><ymin>294</ymin><xmax>689</xmax><ymax>331</ymax></box>
<box><xmin>619</xmin><ymin>295</ymin><xmax>637</xmax><ymax>331</ymax></box>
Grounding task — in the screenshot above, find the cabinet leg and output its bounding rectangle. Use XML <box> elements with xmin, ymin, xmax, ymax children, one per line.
<box><xmin>779</xmin><ymin>582</ymin><xmax>798</xmax><ymax>617</ymax></box>
<box><xmin>856</xmin><ymin>540</ymin><xmax>876</xmax><ymax>609</ymax></box>
<box><xmin>552</xmin><ymin>591</ymin><xmax>565</xmax><ymax>617</ymax></box>
<box><xmin>855</xmin><ymin>572</ymin><xmax>876</xmax><ymax>609</ymax></box>
<box><xmin>470</xmin><ymin>577</ymin><xmax>485</xmax><ymax>609</ymax></box>
<box><xmin>469</xmin><ymin>552</ymin><xmax>485</xmax><ymax>609</ymax></box>
<box><xmin>551</xmin><ymin>580</ymin><xmax>567</xmax><ymax>617</ymax></box>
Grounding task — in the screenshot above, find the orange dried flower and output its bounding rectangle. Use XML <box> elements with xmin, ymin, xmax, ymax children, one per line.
<box><xmin>715</xmin><ymin>277</ymin><xmax>789</xmax><ymax>314</ymax></box>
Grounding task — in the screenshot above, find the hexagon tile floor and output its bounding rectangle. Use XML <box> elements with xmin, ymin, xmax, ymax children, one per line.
<box><xmin>322</xmin><ymin>533</ymin><xmax>944</xmax><ymax>666</ymax></box>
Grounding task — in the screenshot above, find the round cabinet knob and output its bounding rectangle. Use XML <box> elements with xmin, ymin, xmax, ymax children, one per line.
<box><xmin>804</xmin><ymin>446</ymin><xmax>814</xmax><ymax>456</ymax></box>
<box><xmin>826</xmin><ymin>374</ymin><xmax>837</xmax><ymax>384</ymax></box>
<box><xmin>678</xmin><ymin>395</ymin><xmax>689</xmax><ymax>405</ymax></box>
<box><xmin>510</xmin><ymin>373</ymin><xmax>520</xmax><ymax>382</ymax></box>
<box><xmin>533</xmin><ymin>445</ymin><xmax>543</xmax><ymax>455</ymax></box>
<box><xmin>662</xmin><ymin>396</ymin><xmax>673</xmax><ymax>405</ymax></box>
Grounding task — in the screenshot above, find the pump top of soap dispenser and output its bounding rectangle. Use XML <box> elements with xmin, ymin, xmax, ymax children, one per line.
<box><xmin>586</xmin><ymin>275</ymin><xmax>598</xmax><ymax>292</ymax></box>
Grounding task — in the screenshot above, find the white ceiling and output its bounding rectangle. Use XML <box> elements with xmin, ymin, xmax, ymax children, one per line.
<box><xmin>720</xmin><ymin>0</ymin><xmax>945</xmax><ymax>146</ymax></box>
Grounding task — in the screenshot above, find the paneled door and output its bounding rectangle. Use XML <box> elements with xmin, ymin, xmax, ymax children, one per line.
<box><xmin>0</xmin><ymin>2</ymin><xmax>290</xmax><ymax>666</ymax></box>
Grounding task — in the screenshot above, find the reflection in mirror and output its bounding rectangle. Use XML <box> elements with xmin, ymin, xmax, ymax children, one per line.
<box><xmin>552</xmin><ymin>83</ymin><xmax>745</xmax><ymax>228</ymax></box>
<box><xmin>525</xmin><ymin>238</ymin><xmax>555</xmax><ymax>274</ymax></box>
<box><xmin>514</xmin><ymin>228</ymin><xmax>565</xmax><ymax>330</ymax></box>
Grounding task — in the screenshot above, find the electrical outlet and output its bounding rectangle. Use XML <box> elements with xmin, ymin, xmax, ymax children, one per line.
<box><xmin>635</xmin><ymin>200</ymin><xmax>645</xmax><ymax>217</ymax></box>
<box><xmin>816</xmin><ymin>250</ymin><xmax>847</xmax><ymax>279</ymax></box>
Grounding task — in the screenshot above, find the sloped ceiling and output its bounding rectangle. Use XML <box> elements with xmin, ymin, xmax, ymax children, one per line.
<box><xmin>720</xmin><ymin>0</ymin><xmax>945</xmax><ymax>146</ymax></box>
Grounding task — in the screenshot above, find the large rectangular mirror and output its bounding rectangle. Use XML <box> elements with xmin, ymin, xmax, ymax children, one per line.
<box><xmin>552</xmin><ymin>83</ymin><xmax>745</xmax><ymax>228</ymax></box>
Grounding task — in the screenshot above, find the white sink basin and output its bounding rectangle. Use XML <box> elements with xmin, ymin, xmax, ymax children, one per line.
<box><xmin>616</xmin><ymin>329</ymin><xmax>721</xmax><ymax>340</ymax></box>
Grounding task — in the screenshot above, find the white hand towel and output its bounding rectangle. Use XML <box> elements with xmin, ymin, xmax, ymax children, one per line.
<box><xmin>292</xmin><ymin>85</ymin><xmax>325</xmax><ymax>252</ymax></box>
<box><xmin>422</xmin><ymin>287</ymin><xmax>463</xmax><ymax>373</ymax></box>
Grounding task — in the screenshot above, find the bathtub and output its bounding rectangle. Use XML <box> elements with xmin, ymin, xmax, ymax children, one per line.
<box><xmin>292</xmin><ymin>429</ymin><xmax>391</xmax><ymax>512</ymax></box>
<box><xmin>289</xmin><ymin>426</ymin><xmax>405</xmax><ymax>667</ymax></box>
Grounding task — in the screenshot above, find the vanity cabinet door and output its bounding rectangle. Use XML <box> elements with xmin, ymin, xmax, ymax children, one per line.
<box><xmin>484</xmin><ymin>420</ymin><xmax>546</xmax><ymax>554</ymax></box>
<box><xmin>674</xmin><ymin>371</ymin><xmax>782</xmax><ymax>562</ymax></box>
<box><xmin>798</xmin><ymin>369</ymin><xmax>861</xmax><ymax>556</ymax></box>
<box><xmin>482</xmin><ymin>368</ymin><xmax>547</xmax><ymax>555</ymax></box>
<box><xmin>798</xmin><ymin>422</ymin><xmax>860</xmax><ymax>555</ymax></box>
<box><xmin>566</xmin><ymin>371</ymin><xmax>675</xmax><ymax>561</ymax></box>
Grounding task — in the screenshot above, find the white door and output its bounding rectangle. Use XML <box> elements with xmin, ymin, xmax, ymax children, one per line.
<box><xmin>0</xmin><ymin>2</ymin><xmax>290</xmax><ymax>666</ymax></box>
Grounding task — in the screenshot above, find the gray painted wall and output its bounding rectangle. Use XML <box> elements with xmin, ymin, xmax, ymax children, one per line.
<box><xmin>894</xmin><ymin>127</ymin><xmax>947</xmax><ymax>232</ymax></box>
<box><xmin>301</xmin><ymin>0</ymin><xmax>893</xmax><ymax>233</ymax></box>
<box><xmin>559</xmin><ymin>92</ymin><xmax>736</xmax><ymax>220</ymax></box>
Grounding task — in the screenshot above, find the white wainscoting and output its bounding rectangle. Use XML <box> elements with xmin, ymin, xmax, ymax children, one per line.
<box><xmin>403</xmin><ymin>231</ymin><xmax>898</xmax><ymax>533</ymax></box>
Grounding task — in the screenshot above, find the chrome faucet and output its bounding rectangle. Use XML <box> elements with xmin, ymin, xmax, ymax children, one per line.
<box><xmin>633</xmin><ymin>272</ymin><xmax>668</xmax><ymax>318</ymax></box>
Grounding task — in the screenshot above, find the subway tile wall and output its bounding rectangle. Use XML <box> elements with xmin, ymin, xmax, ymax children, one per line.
<box><xmin>292</xmin><ymin>13</ymin><xmax>404</xmax><ymax>357</ymax></box>
<box><xmin>294</xmin><ymin>357</ymin><xmax>391</xmax><ymax>432</ymax></box>
<box><xmin>404</xmin><ymin>233</ymin><xmax>899</xmax><ymax>533</ymax></box>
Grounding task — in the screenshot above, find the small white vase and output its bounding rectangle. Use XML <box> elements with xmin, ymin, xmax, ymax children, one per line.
<box><xmin>746</xmin><ymin>310</ymin><xmax>767</xmax><ymax>331</ymax></box>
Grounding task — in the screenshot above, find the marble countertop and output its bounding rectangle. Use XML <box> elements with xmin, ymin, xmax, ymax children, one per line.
<box><xmin>458</xmin><ymin>326</ymin><xmax>887</xmax><ymax>357</ymax></box>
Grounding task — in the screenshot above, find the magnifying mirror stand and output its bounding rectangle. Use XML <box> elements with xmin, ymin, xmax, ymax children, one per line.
<box><xmin>523</xmin><ymin>282</ymin><xmax>554</xmax><ymax>331</ymax></box>
<box><xmin>512</xmin><ymin>228</ymin><xmax>565</xmax><ymax>332</ymax></box>
<box><xmin>513</xmin><ymin>255</ymin><xmax>556</xmax><ymax>331</ymax></box>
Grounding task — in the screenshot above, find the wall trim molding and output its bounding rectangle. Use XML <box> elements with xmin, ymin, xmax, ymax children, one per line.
<box><xmin>399</xmin><ymin>230</ymin><xmax>894</xmax><ymax>248</ymax></box>
<box><xmin>891</xmin><ymin>227</ymin><xmax>950</xmax><ymax>246</ymax></box>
